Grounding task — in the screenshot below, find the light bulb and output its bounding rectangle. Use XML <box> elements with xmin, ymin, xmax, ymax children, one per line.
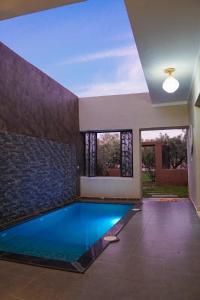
<box><xmin>162</xmin><ymin>68</ymin><xmax>179</xmax><ymax>93</ymax></box>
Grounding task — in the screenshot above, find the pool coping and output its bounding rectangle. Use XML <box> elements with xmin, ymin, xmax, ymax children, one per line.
<box><xmin>0</xmin><ymin>200</ymin><xmax>142</xmax><ymax>273</ymax></box>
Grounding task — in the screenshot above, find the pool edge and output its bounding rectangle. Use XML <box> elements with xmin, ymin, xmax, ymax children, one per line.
<box><xmin>0</xmin><ymin>201</ymin><xmax>142</xmax><ymax>273</ymax></box>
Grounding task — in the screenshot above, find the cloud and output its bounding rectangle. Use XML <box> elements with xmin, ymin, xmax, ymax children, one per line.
<box><xmin>57</xmin><ymin>46</ymin><xmax>137</xmax><ymax>65</ymax></box>
<box><xmin>76</xmin><ymin>56</ymin><xmax>148</xmax><ymax>97</ymax></box>
<box><xmin>77</xmin><ymin>81</ymin><xmax>146</xmax><ymax>97</ymax></box>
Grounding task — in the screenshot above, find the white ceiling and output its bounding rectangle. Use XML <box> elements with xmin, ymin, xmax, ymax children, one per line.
<box><xmin>125</xmin><ymin>0</ymin><xmax>200</xmax><ymax>104</ymax></box>
<box><xmin>0</xmin><ymin>0</ymin><xmax>84</xmax><ymax>20</ymax></box>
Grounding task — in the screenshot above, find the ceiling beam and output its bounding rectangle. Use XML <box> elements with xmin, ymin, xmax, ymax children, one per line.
<box><xmin>0</xmin><ymin>0</ymin><xmax>85</xmax><ymax>20</ymax></box>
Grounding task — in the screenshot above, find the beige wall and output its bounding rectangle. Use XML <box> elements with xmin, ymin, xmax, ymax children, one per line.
<box><xmin>79</xmin><ymin>93</ymin><xmax>189</xmax><ymax>199</ymax></box>
<box><xmin>188</xmin><ymin>54</ymin><xmax>200</xmax><ymax>212</ymax></box>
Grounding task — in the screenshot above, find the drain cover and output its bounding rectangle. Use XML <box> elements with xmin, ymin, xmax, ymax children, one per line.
<box><xmin>104</xmin><ymin>235</ymin><xmax>119</xmax><ymax>242</ymax></box>
<box><xmin>132</xmin><ymin>208</ymin><xmax>142</xmax><ymax>212</ymax></box>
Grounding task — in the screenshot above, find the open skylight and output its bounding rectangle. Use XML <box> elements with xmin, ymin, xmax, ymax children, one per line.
<box><xmin>0</xmin><ymin>0</ymin><xmax>148</xmax><ymax>97</ymax></box>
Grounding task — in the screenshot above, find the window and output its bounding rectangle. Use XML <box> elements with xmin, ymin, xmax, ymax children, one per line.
<box><xmin>84</xmin><ymin>130</ymin><xmax>133</xmax><ymax>177</ymax></box>
<box><xmin>97</xmin><ymin>132</ymin><xmax>120</xmax><ymax>176</ymax></box>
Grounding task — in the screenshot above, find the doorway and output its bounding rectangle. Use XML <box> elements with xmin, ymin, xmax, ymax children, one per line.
<box><xmin>141</xmin><ymin>128</ymin><xmax>188</xmax><ymax>198</ymax></box>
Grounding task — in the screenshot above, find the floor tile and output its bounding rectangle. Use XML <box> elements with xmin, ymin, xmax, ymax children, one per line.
<box><xmin>1</xmin><ymin>198</ymin><xmax>200</xmax><ymax>300</ymax></box>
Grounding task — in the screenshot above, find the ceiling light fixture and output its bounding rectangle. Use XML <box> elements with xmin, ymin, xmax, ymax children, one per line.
<box><xmin>162</xmin><ymin>67</ymin><xmax>179</xmax><ymax>93</ymax></box>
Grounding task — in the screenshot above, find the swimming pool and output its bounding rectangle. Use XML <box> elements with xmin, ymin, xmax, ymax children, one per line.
<box><xmin>0</xmin><ymin>201</ymin><xmax>136</xmax><ymax>272</ymax></box>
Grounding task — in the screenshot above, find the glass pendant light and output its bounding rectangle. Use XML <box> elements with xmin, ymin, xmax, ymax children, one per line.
<box><xmin>162</xmin><ymin>67</ymin><xmax>179</xmax><ymax>93</ymax></box>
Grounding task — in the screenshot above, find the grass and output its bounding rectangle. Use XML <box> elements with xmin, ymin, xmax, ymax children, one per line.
<box><xmin>142</xmin><ymin>171</ymin><xmax>153</xmax><ymax>183</ymax></box>
<box><xmin>142</xmin><ymin>171</ymin><xmax>152</xmax><ymax>184</ymax></box>
<box><xmin>143</xmin><ymin>185</ymin><xmax>188</xmax><ymax>198</ymax></box>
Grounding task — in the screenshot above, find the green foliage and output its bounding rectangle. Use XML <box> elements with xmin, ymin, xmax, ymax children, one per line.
<box><xmin>142</xmin><ymin>171</ymin><xmax>152</xmax><ymax>183</ymax></box>
<box><xmin>142</xmin><ymin>146</ymin><xmax>155</xmax><ymax>181</ymax></box>
<box><xmin>142</xmin><ymin>130</ymin><xmax>187</xmax><ymax>178</ymax></box>
<box><xmin>160</xmin><ymin>132</ymin><xmax>187</xmax><ymax>169</ymax></box>
<box><xmin>97</xmin><ymin>133</ymin><xmax>120</xmax><ymax>176</ymax></box>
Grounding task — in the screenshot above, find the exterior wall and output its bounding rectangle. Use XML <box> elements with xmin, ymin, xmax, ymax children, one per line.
<box><xmin>155</xmin><ymin>142</ymin><xmax>188</xmax><ymax>186</ymax></box>
<box><xmin>156</xmin><ymin>169</ymin><xmax>188</xmax><ymax>186</ymax></box>
<box><xmin>0</xmin><ymin>42</ymin><xmax>79</xmax><ymax>144</ymax></box>
<box><xmin>142</xmin><ymin>142</ymin><xmax>188</xmax><ymax>186</ymax></box>
<box><xmin>0</xmin><ymin>42</ymin><xmax>80</xmax><ymax>226</ymax></box>
<box><xmin>188</xmin><ymin>53</ymin><xmax>200</xmax><ymax>212</ymax></box>
<box><xmin>79</xmin><ymin>93</ymin><xmax>189</xmax><ymax>199</ymax></box>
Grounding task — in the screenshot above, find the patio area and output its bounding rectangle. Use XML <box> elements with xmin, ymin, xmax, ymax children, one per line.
<box><xmin>1</xmin><ymin>198</ymin><xmax>200</xmax><ymax>300</ymax></box>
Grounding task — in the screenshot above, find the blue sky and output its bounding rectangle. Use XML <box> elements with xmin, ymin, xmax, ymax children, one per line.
<box><xmin>0</xmin><ymin>0</ymin><xmax>148</xmax><ymax>97</ymax></box>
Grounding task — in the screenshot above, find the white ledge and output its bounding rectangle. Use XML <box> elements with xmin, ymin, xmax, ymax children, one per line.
<box><xmin>81</xmin><ymin>176</ymin><xmax>133</xmax><ymax>181</ymax></box>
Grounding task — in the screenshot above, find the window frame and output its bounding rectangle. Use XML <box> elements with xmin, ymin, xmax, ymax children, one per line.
<box><xmin>81</xmin><ymin>129</ymin><xmax>133</xmax><ymax>178</ymax></box>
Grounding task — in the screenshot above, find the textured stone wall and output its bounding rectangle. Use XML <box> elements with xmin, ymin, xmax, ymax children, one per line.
<box><xmin>0</xmin><ymin>132</ymin><xmax>77</xmax><ymax>225</ymax></box>
<box><xmin>0</xmin><ymin>42</ymin><xmax>81</xmax><ymax>226</ymax></box>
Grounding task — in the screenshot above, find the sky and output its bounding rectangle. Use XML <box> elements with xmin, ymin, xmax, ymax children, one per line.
<box><xmin>0</xmin><ymin>0</ymin><xmax>148</xmax><ymax>97</ymax></box>
<box><xmin>141</xmin><ymin>129</ymin><xmax>186</xmax><ymax>141</ymax></box>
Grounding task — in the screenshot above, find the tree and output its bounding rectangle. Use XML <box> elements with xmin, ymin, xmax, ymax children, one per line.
<box><xmin>97</xmin><ymin>133</ymin><xmax>120</xmax><ymax>176</ymax></box>
<box><xmin>142</xmin><ymin>146</ymin><xmax>155</xmax><ymax>181</ymax></box>
<box><xmin>158</xmin><ymin>131</ymin><xmax>187</xmax><ymax>169</ymax></box>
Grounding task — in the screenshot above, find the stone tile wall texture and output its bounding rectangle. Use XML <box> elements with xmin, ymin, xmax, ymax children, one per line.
<box><xmin>0</xmin><ymin>42</ymin><xmax>81</xmax><ymax>226</ymax></box>
<box><xmin>0</xmin><ymin>132</ymin><xmax>77</xmax><ymax>225</ymax></box>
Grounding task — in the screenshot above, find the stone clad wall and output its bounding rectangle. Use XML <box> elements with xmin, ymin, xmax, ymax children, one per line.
<box><xmin>0</xmin><ymin>42</ymin><xmax>81</xmax><ymax>226</ymax></box>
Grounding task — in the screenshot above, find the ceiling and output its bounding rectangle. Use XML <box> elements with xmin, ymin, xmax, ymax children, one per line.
<box><xmin>0</xmin><ymin>0</ymin><xmax>84</xmax><ymax>20</ymax></box>
<box><xmin>125</xmin><ymin>0</ymin><xmax>200</xmax><ymax>104</ymax></box>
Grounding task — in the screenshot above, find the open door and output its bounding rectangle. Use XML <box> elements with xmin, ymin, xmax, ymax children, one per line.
<box><xmin>141</xmin><ymin>128</ymin><xmax>188</xmax><ymax>198</ymax></box>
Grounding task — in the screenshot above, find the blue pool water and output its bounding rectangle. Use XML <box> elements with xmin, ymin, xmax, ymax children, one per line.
<box><xmin>0</xmin><ymin>202</ymin><xmax>133</xmax><ymax>262</ymax></box>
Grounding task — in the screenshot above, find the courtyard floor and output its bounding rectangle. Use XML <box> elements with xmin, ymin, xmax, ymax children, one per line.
<box><xmin>1</xmin><ymin>198</ymin><xmax>200</xmax><ymax>300</ymax></box>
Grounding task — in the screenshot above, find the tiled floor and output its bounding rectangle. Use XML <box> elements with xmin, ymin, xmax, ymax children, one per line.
<box><xmin>1</xmin><ymin>198</ymin><xmax>200</xmax><ymax>300</ymax></box>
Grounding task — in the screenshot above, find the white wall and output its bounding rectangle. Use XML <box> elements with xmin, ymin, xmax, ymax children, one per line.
<box><xmin>188</xmin><ymin>53</ymin><xmax>200</xmax><ymax>212</ymax></box>
<box><xmin>79</xmin><ymin>93</ymin><xmax>189</xmax><ymax>199</ymax></box>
